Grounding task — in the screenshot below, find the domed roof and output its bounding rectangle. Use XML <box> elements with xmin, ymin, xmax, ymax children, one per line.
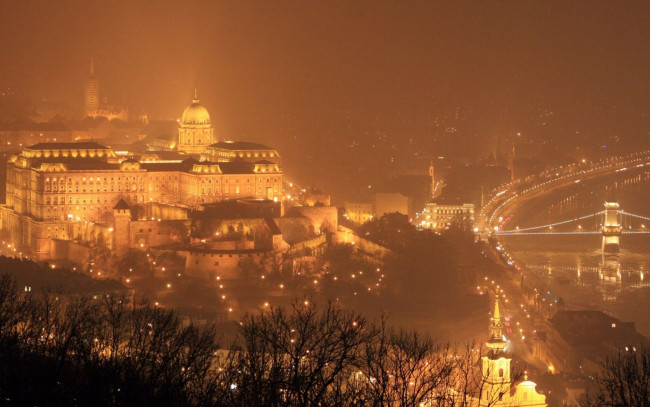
<box><xmin>181</xmin><ymin>93</ymin><xmax>211</xmax><ymax>126</ymax></box>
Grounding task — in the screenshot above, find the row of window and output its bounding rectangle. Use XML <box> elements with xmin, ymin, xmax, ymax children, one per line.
<box><xmin>45</xmin><ymin>175</ymin><xmax>144</xmax><ymax>183</ymax></box>
<box><xmin>45</xmin><ymin>184</ymin><xmax>146</xmax><ymax>192</ymax></box>
<box><xmin>42</xmin><ymin>176</ymin><xmax>279</xmax><ymax>188</ymax></box>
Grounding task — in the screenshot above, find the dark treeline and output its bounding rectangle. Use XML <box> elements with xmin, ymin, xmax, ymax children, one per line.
<box><xmin>583</xmin><ymin>348</ymin><xmax>650</xmax><ymax>407</ymax></box>
<box><xmin>0</xmin><ymin>271</ymin><xmax>509</xmax><ymax>407</ymax></box>
<box><xmin>0</xmin><ymin>273</ymin><xmax>219</xmax><ymax>406</ymax></box>
<box><xmin>0</xmin><ymin>268</ymin><xmax>642</xmax><ymax>406</ymax></box>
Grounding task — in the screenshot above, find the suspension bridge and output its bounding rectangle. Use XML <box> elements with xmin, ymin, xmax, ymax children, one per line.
<box><xmin>493</xmin><ymin>201</ymin><xmax>650</xmax><ymax>252</ymax></box>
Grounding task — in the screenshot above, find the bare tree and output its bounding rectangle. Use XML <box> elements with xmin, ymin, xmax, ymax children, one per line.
<box><xmin>228</xmin><ymin>298</ymin><xmax>373</xmax><ymax>406</ymax></box>
<box><xmin>583</xmin><ymin>348</ymin><xmax>650</xmax><ymax>407</ymax></box>
<box><xmin>358</xmin><ymin>316</ymin><xmax>456</xmax><ymax>406</ymax></box>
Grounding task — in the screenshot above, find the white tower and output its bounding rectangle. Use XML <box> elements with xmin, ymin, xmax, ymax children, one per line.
<box><xmin>602</xmin><ymin>201</ymin><xmax>621</xmax><ymax>253</ymax></box>
<box><xmin>481</xmin><ymin>294</ymin><xmax>511</xmax><ymax>403</ymax></box>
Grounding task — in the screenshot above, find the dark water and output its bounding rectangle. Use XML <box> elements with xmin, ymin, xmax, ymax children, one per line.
<box><xmin>499</xmin><ymin>168</ymin><xmax>650</xmax><ymax>335</ymax></box>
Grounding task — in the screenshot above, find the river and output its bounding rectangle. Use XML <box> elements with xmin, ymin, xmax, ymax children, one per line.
<box><xmin>498</xmin><ymin>166</ymin><xmax>650</xmax><ymax>336</ymax></box>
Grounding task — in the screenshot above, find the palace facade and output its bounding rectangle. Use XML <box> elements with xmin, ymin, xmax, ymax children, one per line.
<box><xmin>0</xmin><ymin>96</ymin><xmax>283</xmax><ymax>260</ymax></box>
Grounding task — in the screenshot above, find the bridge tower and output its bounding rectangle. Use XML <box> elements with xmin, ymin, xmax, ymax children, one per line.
<box><xmin>602</xmin><ymin>202</ymin><xmax>622</xmax><ymax>253</ymax></box>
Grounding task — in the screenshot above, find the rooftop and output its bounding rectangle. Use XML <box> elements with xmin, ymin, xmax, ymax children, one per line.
<box><xmin>26</xmin><ymin>141</ymin><xmax>110</xmax><ymax>150</ymax></box>
<box><xmin>113</xmin><ymin>199</ymin><xmax>130</xmax><ymax>210</ymax></box>
<box><xmin>550</xmin><ymin>310</ymin><xmax>646</xmax><ymax>348</ymax></box>
<box><xmin>31</xmin><ymin>157</ymin><xmax>118</xmax><ymax>171</ymax></box>
<box><xmin>209</xmin><ymin>141</ymin><xmax>274</xmax><ymax>151</ymax></box>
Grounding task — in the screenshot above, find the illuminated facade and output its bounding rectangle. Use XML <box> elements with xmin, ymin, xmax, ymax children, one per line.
<box><xmin>344</xmin><ymin>201</ymin><xmax>374</xmax><ymax>224</ymax></box>
<box><xmin>178</xmin><ymin>91</ymin><xmax>214</xmax><ymax>154</ymax></box>
<box><xmin>0</xmin><ymin>95</ymin><xmax>283</xmax><ymax>260</ymax></box>
<box><xmin>201</xmin><ymin>141</ymin><xmax>281</xmax><ymax>165</ymax></box>
<box><xmin>422</xmin><ymin>202</ymin><xmax>474</xmax><ymax>229</ymax></box>
<box><xmin>475</xmin><ymin>295</ymin><xmax>546</xmax><ymax>407</ymax></box>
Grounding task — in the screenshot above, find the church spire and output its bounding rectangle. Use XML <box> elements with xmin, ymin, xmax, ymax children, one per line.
<box><xmin>486</xmin><ymin>293</ymin><xmax>507</xmax><ymax>355</ymax></box>
<box><xmin>193</xmin><ymin>88</ymin><xmax>199</xmax><ymax>103</ymax></box>
<box><xmin>90</xmin><ymin>57</ymin><xmax>95</xmax><ymax>76</ymax></box>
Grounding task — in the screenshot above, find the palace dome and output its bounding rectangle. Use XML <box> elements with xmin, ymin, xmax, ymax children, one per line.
<box><xmin>181</xmin><ymin>98</ymin><xmax>211</xmax><ymax>126</ymax></box>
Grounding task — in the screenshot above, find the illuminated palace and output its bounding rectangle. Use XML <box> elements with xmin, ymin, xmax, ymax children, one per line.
<box><xmin>0</xmin><ymin>96</ymin><xmax>283</xmax><ymax>260</ymax></box>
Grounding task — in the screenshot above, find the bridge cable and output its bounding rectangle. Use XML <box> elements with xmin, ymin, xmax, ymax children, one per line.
<box><xmin>499</xmin><ymin>210</ymin><xmax>605</xmax><ymax>233</ymax></box>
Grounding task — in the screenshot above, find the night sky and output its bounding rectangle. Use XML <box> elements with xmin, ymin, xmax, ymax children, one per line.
<box><xmin>1</xmin><ymin>1</ymin><xmax>649</xmax><ymax>194</ymax></box>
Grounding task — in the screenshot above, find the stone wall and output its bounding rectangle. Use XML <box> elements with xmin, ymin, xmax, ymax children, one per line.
<box><xmin>182</xmin><ymin>249</ymin><xmax>265</xmax><ymax>280</ymax></box>
<box><xmin>53</xmin><ymin>239</ymin><xmax>91</xmax><ymax>264</ymax></box>
<box><xmin>282</xmin><ymin>205</ymin><xmax>338</xmax><ymax>236</ymax></box>
<box><xmin>336</xmin><ymin>226</ymin><xmax>391</xmax><ymax>259</ymax></box>
<box><xmin>129</xmin><ymin>219</ymin><xmax>190</xmax><ymax>249</ymax></box>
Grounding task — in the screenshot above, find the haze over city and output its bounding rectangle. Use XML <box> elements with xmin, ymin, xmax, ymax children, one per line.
<box><xmin>0</xmin><ymin>1</ymin><xmax>649</xmax><ymax>406</ymax></box>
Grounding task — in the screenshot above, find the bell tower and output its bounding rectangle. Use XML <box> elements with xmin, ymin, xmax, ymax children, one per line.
<box><xmin>481</xmin><ymin>294</ymin><xmax>511</xmax><ymax>403</ymax></box>
<box><xmin>84</xmin><ymin>58</ymin><xmax>99</xmax><ymax>117</ymax></box>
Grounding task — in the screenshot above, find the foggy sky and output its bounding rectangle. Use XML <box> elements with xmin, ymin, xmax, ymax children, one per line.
<box><xmin>1</xmin><ymin>1</ymin><xmax>649</xmax><ymax>170</ymax></box>
<box><xmin>2</xmin><ymin>2</ymin><xmax>649</xmax><ymax>107</ymax></box>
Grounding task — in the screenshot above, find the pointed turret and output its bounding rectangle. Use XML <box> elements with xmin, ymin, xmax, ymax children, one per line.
<box><xmin>85</xmin><ymin>58</ymin><xmax>99</xmax><ymax>117</ymax></box>
<box><xmin>486</xmin><ymin>294</ymin><xmax>507</xmax><ymax>356</ymax></box>
<box><xmin>429</xmin><ymin>160</ymin><xmax>435</xmax><ymax>198</ymax></box>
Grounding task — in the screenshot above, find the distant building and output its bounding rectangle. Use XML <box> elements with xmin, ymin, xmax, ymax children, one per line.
<box><xmin>84</xmin><ymin>58</ymin><xmax>99</xmax><ymax>118</ymax></box>
<box><xmin>301</xmin><ymin>191</ymin><xmax>330</xmax><ymax>207</ymax></box>
<box><xmin>83</xmin><ymin>59</ymin><xmax>146</xmax><ymax>123</ymax></box>
<box><xmin>374</xmin><ymin>192</ymin><xmax>409</xmax><ymax>219</ymax></box>
<box><xmin>533</xmin><ymin>310</ymin><xmax>648</xmax><ymax>376</ymax></box>
<box><xmin>375</xmin><ymin>173</ymin><xmax>431</xmax><ymax>219</ymax></box>
<box><xmin>0</xmin><ymin>122</ymin><xmax>78</xmax><ymax>149</ymax></box>
<box><xmin>201</xmin><ymin>141</ymin><xmax>281</xmax><ymax>166</ymax></box>
<box><xmin>422</xmin><ymin>201</ymin><xmax>474</xmax><ymax>229</ymax></box>
<box><xmin>344</xmin><ymin>201</ymin><xmax>373</xmax><ymax>224</ymax></box>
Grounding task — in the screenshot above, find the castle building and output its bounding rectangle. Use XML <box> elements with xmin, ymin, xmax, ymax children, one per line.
<box><xmin>476</xmin><ymin>295</ymin><xmax>546</xmax><ymax>407</ymax></box>
<box><xmin>0</xmin><ymin>97</ymin><xmax>282</xmax><ymax>260</ymax></box>
<box><xmin>201</xmin><ymin>141</ymin><xmax>281</xmax><ymax>165</ymax></box>
<box><xmin>177</xmin><ymin>90</ymin><xmax>214</xmax><ymax>154</ymax></box>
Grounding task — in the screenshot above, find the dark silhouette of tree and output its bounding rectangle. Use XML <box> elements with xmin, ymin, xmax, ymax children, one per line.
<box><xmin>0</xmin><ymin>272</ymin><xmax>221</xmax><ymax>406</ymax></box>
<box><xmin>0</xmin><ymin>268</ymin><xmax>530</xmax><ymax>406</ymax></box>
<box><xmin>359</xmin><ymin>316</ymin><xmax>455</xmax><ymax>406</ymax></box>
<box><xmin>583</xmin><ymin>348</ymin><xmax>650</xmax><ymax>407</ymax></box>
<box><xmin>224</xmin><ymin>298</ymin><xmax>373</xmax><ymax>406</ymax></box>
